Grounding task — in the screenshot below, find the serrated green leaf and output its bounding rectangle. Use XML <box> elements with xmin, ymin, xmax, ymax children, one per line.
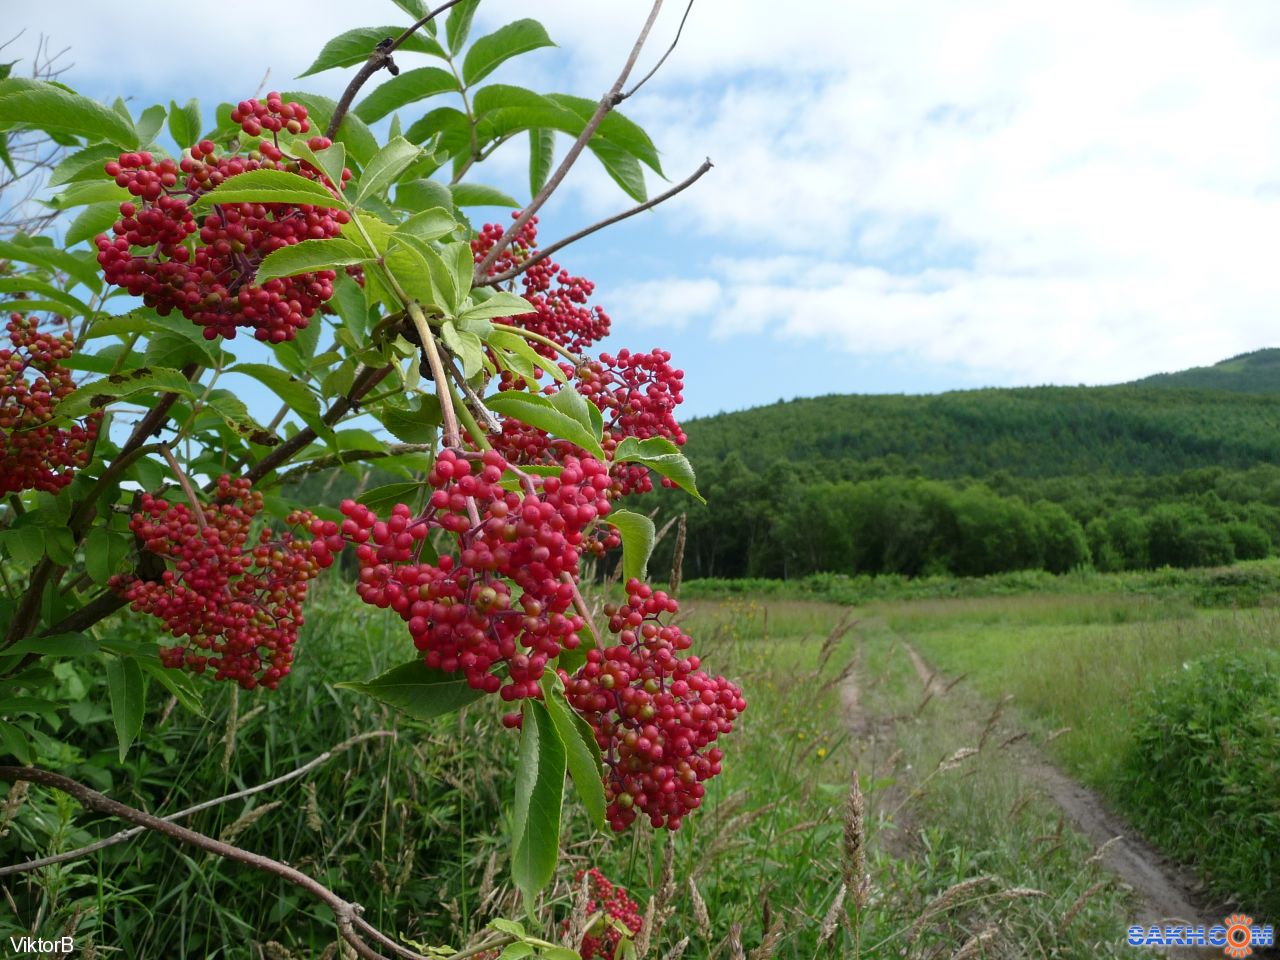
<box><xmin>394</xmin><ymin>206</ymin><xmax>456</xmax><ymax>242</ymax></box>
<box><xmin>462</xmin><ymin>20</ymin><xmax>556</xmax><ymax>87</ymax></box>
<box><xmin>228</xmin><ymin>364</ymin><xmax>330</xmax><ymax>442</ymax></box>
<box><xmin>385</xmin><ymin>241</ymin><xmax>439</xmax><ymax>309</ymax></box>
<box><xmin>0</xmin><ymin>526</ymin><xmax>46</xmax><ymax>565</ymax></box>
<box><xmin>0</xmin><ymin>279</ymin><xmax>91</xmax><ymax>318</ymax></box>
<box><xmin>511</xmin><ymin>698</ymin><xmax>565</xmax><ymax>910</ymax></box>
<box><xmin>459</xmin><ymin>291</ymin><xmax>534</xmax><ymax>322</ymax></box>
<box><xmin>192</xmin><ymin>168</ymin><xmax>343</xmax><ymax>210</ymax></box>
<box><xmin>85</xmin><ymin>527</ymin><xmax>131</xmax><ymax>585</ymax></box>
<box><xmin>546</xmin><ymin>93</ymin><xmax>663</xmax><ymax>176</ymax></box>
<box><xmin>354</xmin><ymin>67</ymin><xmax>459</xmax><ymax>124</ymax></box>
<box><xmin>390</xmin><ymin>0</ymin><xmax>428</xmax><ymax>18</ymax></box>
<box><xmin>57</xmin><ymin>366</ymin><xmax>194</xmax><ymax>419</ymax></box>
<box><xmin>47</xmin><ymin>180</ymin><xmax>130</xmax><ymax>210</ymax></box>
<box><xmin>396</xmin><ymin>177</ymin><xmax>455</xmax><ymax>214</ymax></box>
<box><xmin>134</xmin><ymin>104</ymin><xmax>166</xmax><ymax>147</ymax></box>
<box><xmin>287</xmin><ymin>137</ymin><xmax>347</xmax><ymax>191</ymax></box>
<box><xmin>441</xmin><ymin>322</ymin><xmax>485</xmax><ymax>378</ymax></box>
<box><xmin>588</xmin><ymin>138</ymin><xmax>646</xmax><ymax>202</ymax></box>
<box><xmin>0</xmin><ymin>79</ymin><xmax>138</xmax><ymax>148</ymax></box>
<box><xmin>355</xmin><ymin>136</ymin><xmax>422</xmax><ymax>204</ymax></box>
<box><xmin>378</xmin><ymin>396</ymin><xmax>441</xmax><ymax>443</ymax></box>
<box><xmin>613</xmin><ymin>437</ymin><xmax>703</xmax><ymax>502</ymax></box>
<box><xmin>495</xmin><ymin>944</ymin><xmax>533</xmax><ymax>960</ymax></box>
<box><xmin>64</xmin><ymin>201</ymin><xmax>122</xmax><ymax>248</ymax></box>
<box><xmin>168</xmin><ymin>98</ymin><xmax>202</xmax><ymax>147</ymax></box>
<box><xmin>137</xmin><ymin>657</ymin><xmax>206</xmax><ymax>718</ymax></box>
<box><xmin>357</xmin><ymin>481</ymin><xmax>424</xmax><ymax>515</ymax></box>
<box><xmin>404</xmin><ymin>105</ymin><xmax>471</xmax><ymax>154</ymax></box>
<box><xmin>255</xmin><ymin>238</ymin><xmax>367</xmax><ymax>283</ymax></box>
<box><xmin>0</xmin><ymin>633</ymin><xmax>97</xmax><ymax>659</ymax></box>
<box><xmin>449</xmin><ymin>182</ymin><xmax>520</xmax><ymax>208</ymax></box>
<box><xmin>529</xmin><ymin>127</ymin><xmax>555</xmax><ymax>197</ymax></box>
<box><xmin>609</xmin><ymin>509</ymin><xmax>656</xmax><ymax>583</ymax></box>
<box><xmin>299</xmin><ymin>27</ymin><xmax>447</xmax><ymax>77</ymax></box>
<box><xmin>336</xmin><ymin>659</ymin><xmax>486</xmax><ymax>721</ymax></box>
<box><xmin>446</xmin><ymin>0</ymin><xmax>483</xmax><ymax>53</ymax></box>
<box><xmin>48</xmin><ymin>142</ymin><xmax>126</xmax><ymax>187</ymax></box>
<box><xmin>0</xmin><ymin>720</ymin><xmax>34</xmax><ymax>764</ymax></box>
<box><xmin>488</xmin><ymin>329</ymin><xmax>567</xmax><ymax>384</ymax></box>
<box><xmin>105</xmin><ymin>655</ymin><xmax>145</xmax><ymax>762</ymax></box>
<box><xmin>0</xmin><ymin>239</ymin><xmax>101</xmax><ymax>292</ymax></box>
<box><xmin>486</xmin><ymin>390</ymin><xmax>604</xmax><ymax>460</ymax></box>
<box><xmin>541</xmin><ymin>674</ymin><xmax>605</xmax><ymax>828</ymax></box>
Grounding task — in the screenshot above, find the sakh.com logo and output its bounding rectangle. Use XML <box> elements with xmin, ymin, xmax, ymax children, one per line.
<box><xmin>1127</xmin><ymin>915</ymin><xmax>1274</xmax><ymax>956</ymax></box>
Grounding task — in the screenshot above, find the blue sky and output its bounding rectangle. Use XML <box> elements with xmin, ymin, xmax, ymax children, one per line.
<box><xmin>11</xmin><ymin>0</ymin><xmax>1280</xmax><ymax>419</ymax></box>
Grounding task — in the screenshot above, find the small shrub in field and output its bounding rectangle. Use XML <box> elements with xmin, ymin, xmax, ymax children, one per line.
<box><xmin>1115</xmin><ymin>650</ymin><xmax>1280</xmax><ymax>913</ymax></box>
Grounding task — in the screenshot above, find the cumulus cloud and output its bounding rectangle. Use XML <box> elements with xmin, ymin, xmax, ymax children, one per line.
<box><xmin>14</xmin><ymin>0</ymin><xmax>1280</xmax><ymax>386</ymax></box>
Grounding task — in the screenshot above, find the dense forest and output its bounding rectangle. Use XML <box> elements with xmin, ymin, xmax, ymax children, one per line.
<box><xmin>641</xmin><ymin>350</ymin><xmax>1280</xmax><ymax>580</ymax></box>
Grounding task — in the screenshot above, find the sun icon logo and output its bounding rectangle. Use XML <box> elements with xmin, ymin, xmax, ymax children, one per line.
<box><xmin>1223</xmin><ymin>914</ymin><xmax>1255</xmax><ymax>958</ymax></box>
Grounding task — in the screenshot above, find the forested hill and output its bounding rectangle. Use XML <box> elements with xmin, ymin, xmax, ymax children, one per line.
<box><xmin>1131</xmin><ymin>348</ymin><xmax>1280</xmax><ymax>394</ymax></box>
<box><xmin>682</xmin><ymin>356</ymin><xmax>1280</xmax><ymax>480</ymax></box>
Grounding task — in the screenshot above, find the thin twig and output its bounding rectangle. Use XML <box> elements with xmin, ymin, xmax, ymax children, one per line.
<box><xmin>159</xmin><ymin>444</ymin><xmax>206</xmax><ymax>531</ymax></box>
<box><xmin>478</xmin><ymin>159</ymin><xmax>713</xmax><ymax>288</ymax></box>
<box><xmin>473</xmin><ymin>0</ymin><xmax>667</xmax><ymax>282</ymax></box>
<box><xmin>0</xmin><ymin>766</ymin><xmax>410</xmax><ymax>960</ymax></box>
<box><xmin>621</xmin><ymin>0</ymin><xmax>696</xmax><ymax>102</ymax></box>
<box><xmin>0</xmin><ymin>732</ymin><xmax>395</xmax><ymax>878</ymax></box>
<box><xmin>326</xmin><ymin>0</ymin><xmax>468</xmax><ymax>139</ymax></box>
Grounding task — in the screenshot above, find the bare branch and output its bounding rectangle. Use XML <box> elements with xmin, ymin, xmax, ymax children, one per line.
<box><xmin>478</xmin><ymin>159</ymin><xmax>713</xmax><ymax>288</ymax></box>
<box><xmin>0</xmin><ymin>765</ymin><xmax>421</xmax><ymax>960</ymax></box>
<box><xmin>0</xmin><ymin>732</ymin><xmax>394</xmax><ymax>878</ymax></box>
<box><xmin>326</xmin><ymin>0</ymin><xmax>468</xmax><ymax>139</ymax></box>
<box><xmin>621</xmin><ymin>0</ymin><xmax>696</xmax><ymax>102</ymax></box>
<box><xmin>472</xmin><ymin>0</ymin><xmax>667</xmax><ymax>283</ymax></box>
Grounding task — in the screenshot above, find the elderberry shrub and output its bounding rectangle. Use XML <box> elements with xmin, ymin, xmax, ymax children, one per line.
<box><xmin>110</xmin><ymin>476</ymin><xmax>324</xmax><ymax>690</ymax></box>
<box><xmin>0</xmin><ymin>313</ymin><xmax>100</xmax><ymax>496</ymax></box>
<box><xmin>309</xmin><ymin>450</ymin><xmax>613</xmax><ymax>701</ymax></box>
<box><xmin>94</xmin><ymin>94</ymin><xmax>351</xmax><ymax>343</ymax></box>
<box><xmin>562</xmin><ymin>580</ymin><xmax>747</xmax><ymax>832</ymax></box>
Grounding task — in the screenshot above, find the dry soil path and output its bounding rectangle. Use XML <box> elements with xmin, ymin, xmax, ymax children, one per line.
<box><xmin>894</xmin><ymin>636</ymin><xmax>1220</xmax><ymax>952</ymax></box>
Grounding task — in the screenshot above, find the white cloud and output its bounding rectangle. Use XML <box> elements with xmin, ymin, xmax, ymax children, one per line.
<box><xmin>13</xmin><ymin>0</ymin><xmax>1280</xmax><ymax>386</ymax></box>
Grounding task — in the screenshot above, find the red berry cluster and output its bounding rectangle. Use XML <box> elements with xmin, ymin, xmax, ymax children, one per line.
<box><xmin>576</xmin><ymin>349</ymin><xmax>687</xmax><ymax>494</ymax></box>
<box><xmin>490</xmin><ymin>348</ymin><xmax>687</xmax><ymax>496</ymax></box>
<box><xmin>472</xmin><ymin>213</ymin><xmax>610</xmax><ymax>354</ymax></box>
<box><xmin>317</xmin><ymin>449</ymin><xmax>613</xmax><ymax>701</ymax></box>
<box><xmin>562</xmin><ymin>580</ymin><xmax>746</xmax><ymax>831</ymax></box>
<box><xmin>563</xmin><ymin>868</ymin><xmax>644</xmax><ymax>959</ymax></box>
<box><xmin>111</xmin><ymin>476</ymin><xmax>322</xmax><ymax>690</ymax></box>
<box><xmin>0</xmin><ymin>314</ymin><xmax>100</xmax><ymax>496</ymax></box>
<box><xmin>94</xmin><ymin>94</ymin><xmax>352</xmax><ymax>343</ymax></box>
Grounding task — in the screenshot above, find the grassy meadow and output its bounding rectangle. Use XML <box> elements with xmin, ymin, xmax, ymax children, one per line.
<box><xmin>14</xmin><ymin>577</ymin><xmax>1268</xmax><ymax>957</ymax></box>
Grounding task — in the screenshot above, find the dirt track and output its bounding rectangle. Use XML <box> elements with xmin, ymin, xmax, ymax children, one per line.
<box><xmin>895</xmin><ymin>637</ymin><xmax>1220</xmax><ymax>954</ymax></box>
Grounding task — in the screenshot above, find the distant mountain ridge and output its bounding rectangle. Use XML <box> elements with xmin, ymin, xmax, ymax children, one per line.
<box><xmin>1128</xmin><ymin>348</ymin><xmax>1280</xmax><ymax>394</ymax></box>
<box><xmin>680</xmin><ymin>349</ymin><xmax>1280</xmax><ymax>479</ymax></box>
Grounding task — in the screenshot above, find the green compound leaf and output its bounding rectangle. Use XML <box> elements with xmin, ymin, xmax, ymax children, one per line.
<box><xmin>462</xmin><ymin>19</ymin><xmax>556</xmax><ymax>87</ymax></box>
<box><xmin>192</xmin><ymin>169</ymin><xmax>343</xmax><ymax>210</ymax></box>
<box><xmin>608</xmin><ymin>508</ymin><xmax>656</xmax><ymax>583</ymax></box>
<box><xmin>254</xmin><ymin>238</ymin><xmax>368</xmax><ymax>283</ymax></box>
<box><xmin>336</xmin><ymin>660</ymin><xmax>487</xmax><ymax>721</ymax></box>
<box><xmin>299</xmin><ymin>27</ymin><xmax>446</xmax><ymax>77</ymax></box>
<box><xmin>511</xmin><ymin>698</ymin><xmax>566</xmax><ymax>910</ymax></box>
<box><xmin>529</xmin><ymin>127</ymin><xmax>555</xmax><ymax>197</ymax></box>
<box><xmin>0</xmin><ymin>79</ymin><xmax>138</xmax><ymax>148</ymax></box>
<box><xmin>612</xmin><ymin>436</ymin><xmax>704</xmax><ymax>503</ymax></box>
<box><xmin>486</xmin><ymin>390</ymin><xmax>605</xmax><ymax>461</ymax></box>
